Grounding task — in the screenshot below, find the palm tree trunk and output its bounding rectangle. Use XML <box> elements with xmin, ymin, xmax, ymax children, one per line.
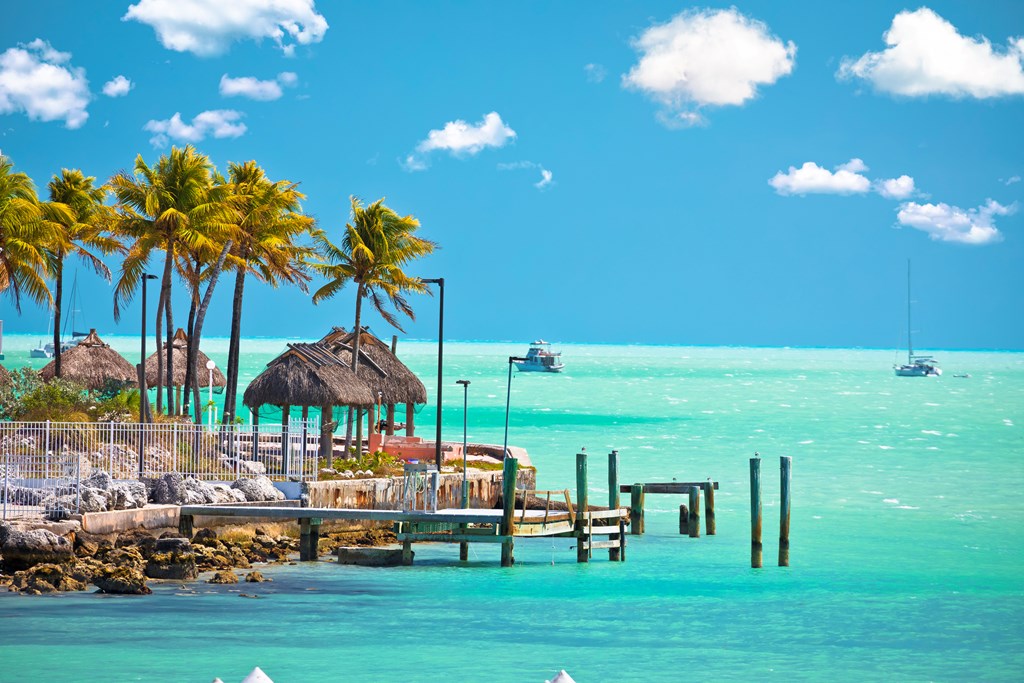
<box><xmin>53</xmin><ymin>260</ymin><xmax>63</xmax><ymax>378</ymax></box>
<box><xmin>154</xmin><ymin>286</ymin><xmax>166</xmax><ymax>415</ymax></box>
<box><xmin>344</xmin><ymin>284</ymin><xmax>365</xmax><ymax>453</ymax></box>
<box><xmin>162</xmin><ymin>235</ymin><xmax>175</xmax><ymax>415</ymax></box>
<box><xmin>223</xmin><ymin>265</ymin><xmax>246</xmax><ymax>424</ymax></box>
<box><xmin>190</xmin><ymin>241</ymin><xmax>232</xmax><ymax>424</ymax></box>
<box><xmin>181</xmin><ymin>285</ymin><xmax>198</xmax><ymax>416</ymax></box>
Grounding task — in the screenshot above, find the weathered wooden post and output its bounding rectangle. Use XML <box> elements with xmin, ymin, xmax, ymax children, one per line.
<box><xmin>630</xmin><ymin>483</ymin><xmax>645</xmax><ymax>535</ymax></box>
<box><xmin>617</xmin><ymin>517</ymin><xmax>627</xmax><ymax>562</ymax></box>
<box><xmin>608</xmin><ymin>450</ymin><xmax>620</xmax><ymax>561</ymax></box>
<box><xmin>178</xmin><ymin>513</ymin><xmax>194</xmax><ymax>539</ymax></box>
<box><xmin>401</xmin><ymin>522</ymin><xmax>414</xmax><ymax>566</ymax></box>
<box><xmin>500</xmin><ymin>456</ymin><xmax>519</xmax><ymax>567</ymax></box>
<box><xmin>779</xmin><ymin>455</ymin><xmax>792</xmax><ymax>567</ymax></box>
<box><xmin>576</xmin><ymin>452</ymin><xmax>589</xmax><ymax>563</ymax></box>
<box><xmin>678</xmin><ymin>504</ymin><xmax>688</xmax><ymax>535</ymax></box>
<box><xmin>299</xmin><ymin>517</ymin><xmax>322</xmax><ymax>561</ymax></box>
<box><xmin>704</xmin><ymin>479</ymin><xmax>716</xmax><ymax>535</ymax></box>
<box><xmin>750</xmin><ymin>455</ymin><xmax>762</xmax><ymax>568</ymax></box>
<box><xmin>688</xmin><ymin>485</ymin><xmax>701</xmax><ymax>538</ymax></box>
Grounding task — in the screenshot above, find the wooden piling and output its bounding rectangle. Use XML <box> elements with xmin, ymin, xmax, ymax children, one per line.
<box><xmin>299</xmin><ymin>518</ymin><xmax>322</xmax><ymax>561</ymax></box>
<box><xmin>630</xmin><ymin>484</ymin><xmax>645</xmax><ymax>535</ymax></box>
<box><xmin>750</xmin><ymin>456</ymin><xmax>762</xmax><ymax>568</ymax></box>
<box><xmin>688</xmin><ymin>486</ymin><xmax>701</xmax><ymax>538</ymax></box>
<box><xmin>779</xmin><ymin>455</ymin><xmax>792</xmax><ymax>567</ymax></box>
<box><xmin>679</xmin><ymin>504</ymin><xmax>688</xmax><ymax>535</ymax></box>
<box><xmin>500</xmin><ymin>457</ymin><xmax>519</xmax><ymax>567</ymax></box>
<box><xmin>618</xmin><ymin>518</ymin><xmax>627</xmax><ymax>562</ymax></box>
<box><xmin>576</xmin><ymin>452</ymin><xmax>589</xmax><ymax>563</ymax></box>
<box><xmin>704</xmin><ymin>479</ymin><xmax>716</xmax><ymax>535</ymax></box>
<box><xmin>178</xmin><ymin>513</ymin><xmax>194</xmax><ymax>539</ymax></box>
<box><xmin>608</xmin><ymin>451</ymin><xmax>619</xmax><ymax>561</ymax></box>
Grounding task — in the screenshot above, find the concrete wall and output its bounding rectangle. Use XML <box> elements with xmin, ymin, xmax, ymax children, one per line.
<box><xmin>304</xmin><ymin>468</ymin><xmax>536</xmax><ymax>511</ymax></box>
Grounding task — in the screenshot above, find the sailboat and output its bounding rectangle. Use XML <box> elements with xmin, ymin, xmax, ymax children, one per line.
<box><xmin>28</xmin><ymin>272</ymin><xmax>89</xmax><ymax>359</ymax></box>
<box><xmin>894</xmin><ymin>260</ymin><xmax>941</xmax><ymax>377</ymax></box>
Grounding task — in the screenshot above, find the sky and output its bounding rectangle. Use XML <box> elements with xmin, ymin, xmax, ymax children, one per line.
<box><xmin>1</xmin><ymin>1</ymin><xmax>1022</xmax><ymax>350</ymax></box>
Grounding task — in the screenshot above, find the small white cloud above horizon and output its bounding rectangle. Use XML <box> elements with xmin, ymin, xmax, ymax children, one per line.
<box><xmin>0</xmin><ymin>39</ymin><xmax>89</xmax><ymax>129</ymax></box>
<box><xmin>497</xmin><ymin>160</ymin><xmax>553</xmax><ymax>190</ymax></box>
<box><xmin>123</xmin><ymin>0</ymin><xmax>328</xmax><ymax>57</ymax></box>
<box><xmin>102</xmin><ymin>75</ymin><xmax>133</xmax><ymax>97</ymax></box>
<box><xmin>897</xmin><ymin>199</ymin><xmax>1014</xmax><ymax>245</ymax></box>
<box><xmin>876</xmin><ymin>175</ymin><xmax>916</xmax><ymax>199</ymax></box>
<box><xmin>1003</xmin><ymin>175</ymin><xmax>1021</xmax><ymax>186</ymax></box>
<box><xmin>219</xmin><ymin>72</ymin><xmax>297</xmax><ymax>101</ymax></box>
<box><xmin>405</xmin><ymin>111</ymin><xmax>516</xmax><ymax>171</ymax></box>
<box><xmin>535</xmin><ymin>168</ymin><xmax>553</xmax><ymax>189</ymax></box>
<box><xmin>837</xmin><ymin>8</ymin><xmax>1024</xmax><ymax>98</ymax></box>
<box><xmin>769</xmin><ymin>159</ymin><xmax>871</xmax><ymax>195</ymax></box>
<box><xmin>584</xmin><ymin>63</ymin><xmax>607</xmax><ymax>83</ymax></box>
<box><xmin>623</xmin><ymin>8</ymin><xmax>796</xmax><ymax>126</ymax></box>
<box><xmin>144</xmin><ymin>109</ymin><xmax>246</xmax><ymax>147</ymax></box>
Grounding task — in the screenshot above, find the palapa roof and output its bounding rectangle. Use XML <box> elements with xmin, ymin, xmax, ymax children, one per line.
<box><xmin>144</xmin><ymin>328</ymin><xmax>226</xmax><ymax>387</ymax></box>
<box><xmin>318</xmin><ymin>327</ymin><xmax>428</xmax><ymax>405</ymax></box>
<box><xmin>243</xmin><ymin>342</ymin><xmax>376</xmax><ymax>409</ymax></box>
<box><xmin>39</xmin><ymin>329</ymin><xmax>137</xmax><ymax>390</ymax></box>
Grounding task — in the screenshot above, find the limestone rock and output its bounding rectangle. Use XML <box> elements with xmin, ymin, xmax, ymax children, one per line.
<box><xmin>102</xmin><ymin>545</ymin><xmax>147</xmax><ymax>571</ymax></box>
<box><xmin>145</xmin><ymin>548</ymin><xmax>198</xmax><ymax>580</ymax></box>
<box><xmin>93</xmin><ymin>565</ymin><xmax>151</xmax><ymax>594</ymax></box>
<box><xmin>245</xmin><ymin>571</ymin><xmax>271</xmax><ymax>583</ymax></box>
<box><xmin>115</xmin><ymin>530</ymin><xmax>157</xmax><ymax>558</ymax></box>
<box><xmin>77</xmin><ymin>486</ymin><xmax>108</xmax><ymax>513</ymax></box>
<box><xmin>0</xmin><ymin>526</ymin><xmax>74</xmax><ymax>571</ymax></box>
<box><xmin>191</xmin><ymin>528</ymin><xmax>219</xmax><ymax>547</ymax></box>
<box><xmin>211</xmin><ymin>483</ymin><xmax>247</xmax><ymax>504</ymax></box>
<box><xmin>10</xmin><ymin>563</ymin><xmax>88</xmax><ymax>593</ymax></box>
<box><xmin>1</xmin><ymin>485</ymin><xmax>46</xmax><ymax>506</ymax></box>
<box><xmin>149</xmin><ymin>472</ymin><xmax>188</xmax><ymax>505</ymax></box>
<box><xmin>73</xmin><ymin>530</ymin><xmax>105</xmax><ymax>558</ymax></box>
<box><xmin>208</xmin><ymin>570</ymin><xmax>239</xmax><ymax>584</ymax></box>
<box><xmin>82</xmin><ymin>471</ymin><xmax>114</xmax><ymax>492</ymax></box>
<box><xmin>231</xmin><ymin>476</ymin><xmax>285</xmax><ymax>502</ymax></box>
<box><xmin>108</xmin><ymin>481</ymin><xmax>147</xmax><ymax>510</ymax></box>
<box><xmin>184</xmin><ymin>477</ymin><xmax>217</xmax><ymax>505</ymax></box>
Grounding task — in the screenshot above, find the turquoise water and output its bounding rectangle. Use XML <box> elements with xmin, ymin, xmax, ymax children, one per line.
<box><xmin>2</xmin><ymin>337</ymin><xmax>1023</xmax><ymax>681</ymax></box>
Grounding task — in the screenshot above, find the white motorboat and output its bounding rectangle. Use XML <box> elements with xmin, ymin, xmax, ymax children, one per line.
<box><xmin>894</xmin><ymin>260</ymin><xmax>941</xmax><ymax>377</ymax></box>
<box><xmin>514</xmin><ymin>340</ymin><xmax>564</xmax><ymax>372</ymax></box>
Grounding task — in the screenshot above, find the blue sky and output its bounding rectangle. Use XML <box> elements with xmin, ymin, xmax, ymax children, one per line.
<box><xmin>1</xmin><ymin>1</ymin><xmax>1022</xmax><ymax>350</ymax></box>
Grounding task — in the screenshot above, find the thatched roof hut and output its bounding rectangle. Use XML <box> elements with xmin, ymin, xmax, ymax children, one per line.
<box><xmin>242</xmin><ymin>343</ymin><xmax>375</xmax><ymax>411</ymax></box>
<box><xmin>318</xmin><ymin>327</ymin><xmax>427</xmax><ymax>406</ymax></box>
<box><xmin>145</xmin><ymin>328</ymin><xmax>226</xmax><ymax>387</ymax></box>
<box><xmin>0</xmin><ymin>363</ymin><xmax>12</xmax><ymax>389</ymax></box>
<box><xmin>39</xmin><ymin>329</ymin><xmax>136</xmax><ymax>390</ymax></box>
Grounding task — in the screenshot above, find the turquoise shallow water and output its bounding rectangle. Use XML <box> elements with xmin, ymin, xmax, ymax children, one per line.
<box><xmin>2</xmin><ymin>337</ymin><xmax>1023</xmax><ymax>681</ymax></box>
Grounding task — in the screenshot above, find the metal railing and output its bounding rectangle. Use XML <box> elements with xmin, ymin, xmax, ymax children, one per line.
<box><xmin>1</xmin><ymin>418</ymin><xmax>321</xmax><ymax>520</ymax></box>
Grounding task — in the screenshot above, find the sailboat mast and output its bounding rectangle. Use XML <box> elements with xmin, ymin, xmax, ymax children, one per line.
<box><xmin>906</xmin><ymin>259</ymin><xmax>913</xmax><ymax>363</ymax></box>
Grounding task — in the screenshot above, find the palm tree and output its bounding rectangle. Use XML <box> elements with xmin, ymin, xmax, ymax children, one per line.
<box><xmin>220</xmin><ymin>161</ymin><xmax>318</xmax><ymax>424</ymax></box>
<box><xmin>0</xmin><ymin>155</ymin><xmax>53</xmax><ymax>312</ymax></box>
<box><xmin>312</xmin><ymin>196</ymin><xmax>435</xmax><ymax>451</ymax></box>
<box><xmin>109</xmin><ymin>145</ymin><xmax>226</xmax><ymax>416</ymax></box>
<box><xmin>44</xmin><ymin>169</ymin><xmax>122</xmax><ymax>377</ymax></box>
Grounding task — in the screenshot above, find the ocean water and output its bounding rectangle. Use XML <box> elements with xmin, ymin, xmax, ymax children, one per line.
<box><xmin>1</xmin><ymin>336</ymin><xmax>1023</xmax><ymax>682</ymax></box>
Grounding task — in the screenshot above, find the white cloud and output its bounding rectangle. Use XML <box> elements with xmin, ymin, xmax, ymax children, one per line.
<box><xmin>123</xmin><ymin>0</ymin><xmax>328</xmax><ymax>57</ymax></box>
<box><xmin>897</xmin><ymin>199</ymin><xmax>1014</xmax><ymax>244</ymax></box>
<box><xmin>102</xmin><ymin>75</ymin><xmax>133</xmax><ymax>97</ymax></box>
<box><xmin>1004</xmin><ymin>175</ymin><xmax>1021</xmax><ymax>186</ymax></box>
<box><xmin>406</xmin><ymin>111</ymin><xmax>516</xmax><ymax>170</ymax></box>
<box><xmin>623</xmin><ymin>8</ymin><xmax>795</xmax><ymax>123</ymax></box>
<box><xmin>769</xmin><ymin>160</ymin><xmax>871</xmax><ymax>195</ymax></box>
<box><xmin>144</xmin><ymin>109</ymin><xmax>246</xmax><ymax>147</ymax></box>
<box><xmin>535</xmin><ymin>168</ymin><xmax>553</xmax><ymax>190</ymax></box>
<box><xmin>838</xmin><ymin>8</ymin><xmax>1024</xmax><ymax>98</ymax></box>
<box><xmin>0</xmin><ymin>39</ymin><xmax>89</xmax><ymax>129</ymax></box>
<box><xmin>584</xmin><ymin>63</ymin><xmax>607</xmax><ymax>83</ymax></box>
<box><xmin>876</xmin><ymin>175</ymin><xmax>916</xmax><ymax>199</ymax></box>
<box><xmin>277</xmin><ymin>71</ymin><xmax>298</xmax><ymax>87</ymax></box>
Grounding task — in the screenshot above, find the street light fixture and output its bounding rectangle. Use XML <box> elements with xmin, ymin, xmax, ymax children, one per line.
<box><xmin>456</xmin><ymin>379</ymin><xmax>470</xmax><ymax>508</ymax></box>
<box><xmin>503</xmin><ymin>357</ymin><xmax>528</xmax><ymax>459</ymax></box>
<box><xmin>206</xmin><ymin>359</ymin><xmax>216</xmax><ymax>430</ymax></box>
<box><xmin>421</xmin><ymin>277</ymin><xmax>444</xmax><ymax>470</ymax></box>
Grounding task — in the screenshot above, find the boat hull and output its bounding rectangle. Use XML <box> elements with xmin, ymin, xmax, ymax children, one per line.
<box><xmin>514</xmin><ymin>362</ymin><xmax>564</xmax><ymax>373</ymax></box>
<box><xmin>894</xmin><ymin>364</ymin><xmax>941</xmax><ymax>377</ymax></box>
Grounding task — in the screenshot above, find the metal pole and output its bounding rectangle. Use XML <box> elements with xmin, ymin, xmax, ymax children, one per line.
<box><xmin>420</xmin><ymin>278</ymin><xmax>445</xmax><ymax>470</ymax></box>
<box><xmin>503</xmin><ymin>357</ymin><xmax>528</xmax><ymax>459</ymax></box>
<box><xmin>457</xmin><ymin>380</ymin><xmax>470</xmax><ymax>507</ymax></box>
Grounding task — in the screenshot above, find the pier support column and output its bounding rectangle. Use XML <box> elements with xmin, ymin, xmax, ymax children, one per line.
<box><xmin>500</xmin><ymin>457</ymin><xmax>519</xmax><ymax>567</ymax></box>
<box><xmin>688</xmin><ymin>486</ymin><xmax>701</xmax><ymax>538</ymax></box>
<box><xmin>750</xmin><ymin>456</ymin><xmax>763</xmax><ymax>568</ymax></box>
<box><xmin>779</xmin><ymin>456</ymin><xmax>792</xmax><ymax>567</ymax></box>
<box><xmin>608</xmin><ymin>451</ymin><xmax>620</xmax><ymax>562</ymax></box>
<box><xmin>704</xmin><ymin>480</ymin><xmax>716</xmax><ymax>536</ymax></box>
<box><xmin>299</xmin><ymin>517</ymin><xmax>321</xmax><ymax>561</ymax></box>
<box><xmin>576</xmin><ymin>452</ymin><xmax>589</xmax><ymax>563</ymax></box>
<box><xmin>178</xmin><ymin>514</ymin><xmax>194</xmax><ymax>539</ymax></box>
<box><xmin>630</xmin><ymin>484</ymin><xmax>645</xmax><ymax>535</ymax></box>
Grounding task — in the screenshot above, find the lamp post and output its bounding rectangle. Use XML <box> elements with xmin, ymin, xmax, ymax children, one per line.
<box><xmin>138</xmin><ymin>273</ymin><xmax>158</xmax><ymax>424</ymax></box>
<box><xmin>206</xmin><ymin>359</ymin><xmax>216</xmax><ymax>430</ymax></box>
<box><xmin>456</xmin><ymin>380</ymin><xmax>470</xmax><ymax>507</ymax></box>
<box><xmin>503</xmin><ymin>357</ymin><xmax>528</xmax><ymax>459</ymax></box>
<box><xmin>421</xmin><ymin>277</ymin><xmax>444</xmax><ymax>470</ymax></box>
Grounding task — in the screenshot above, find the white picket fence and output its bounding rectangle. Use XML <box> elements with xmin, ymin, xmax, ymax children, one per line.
<box><xmin>1</xmin><ymin>418</ymin><xmax>321</xmax><ymax>520</ymax></box>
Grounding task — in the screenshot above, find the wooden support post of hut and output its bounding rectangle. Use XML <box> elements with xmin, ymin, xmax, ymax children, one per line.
<box><xmin>779</xmin><ymin>455</ymin><xmax>792</xmax><ymax>567</ymax></box>
<box><xmin>500</xmin><ymin>457</ymin><xmax>519</xmax><ymax>567</ymax></box>
<box><xmin>299</xmin><ymin>517</ymin><xmax>322</xmax><ymax>561</ymax></box>
<box><xmin>320</xmin><ymin>405</ymin><xmax>333</xmax><ymax>465</ymax></box>
<box><xmin>688</xmin><ymin>485</ymin><xmax>701</xmax><ymax>538</ymax></box>
<box><xmin>281</xmin><ymin>405</ymin><xmax>291</xmax><ymax>477</ymax></box>
<box><xmin>705</xmin><ymin>479</ymin><xmax>716</xmax><ymax>535</ymax></box>
<box><xmin>576</xmin><ymin>452</ymin><xmax>589</xmax><ymax>563</ymax></box>
<box><xmin>630</xmin><ymin>483</ymin><xmax>645</xmax><ymax>535</ymax></box>
<box><xmin>751</xmin><ymin>455</ymin><xmax>763</xmax><ymax>568</ymax></box>
<box><xmin>608</xmin><ymin>450</ymin><xmax>621</xmax><ymax>561</ymax></box>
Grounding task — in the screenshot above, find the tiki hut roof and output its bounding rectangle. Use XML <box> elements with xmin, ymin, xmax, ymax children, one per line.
<box><xmin>318</xmin><ymin>327</ymin><xmax>428</xmax><ymax>405</ymax></box>
<box><xmin>144</xmin><ymin>328</ymin><xmax>226</xmax><ymax>388</ymax></box>
<box><xmin>38</xmin><ymin>329</ymin><xmax>137</xmax><ymax>390</ymax></box>
<box><xmin>0</xmin><ymin>363</ymin><xmax>11</xmax><ymax>389</ymax></box>
<box><xmin>242</xmin><ymin>343</ymin><xmax>376</xmax><ymax>409</ymax></box>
